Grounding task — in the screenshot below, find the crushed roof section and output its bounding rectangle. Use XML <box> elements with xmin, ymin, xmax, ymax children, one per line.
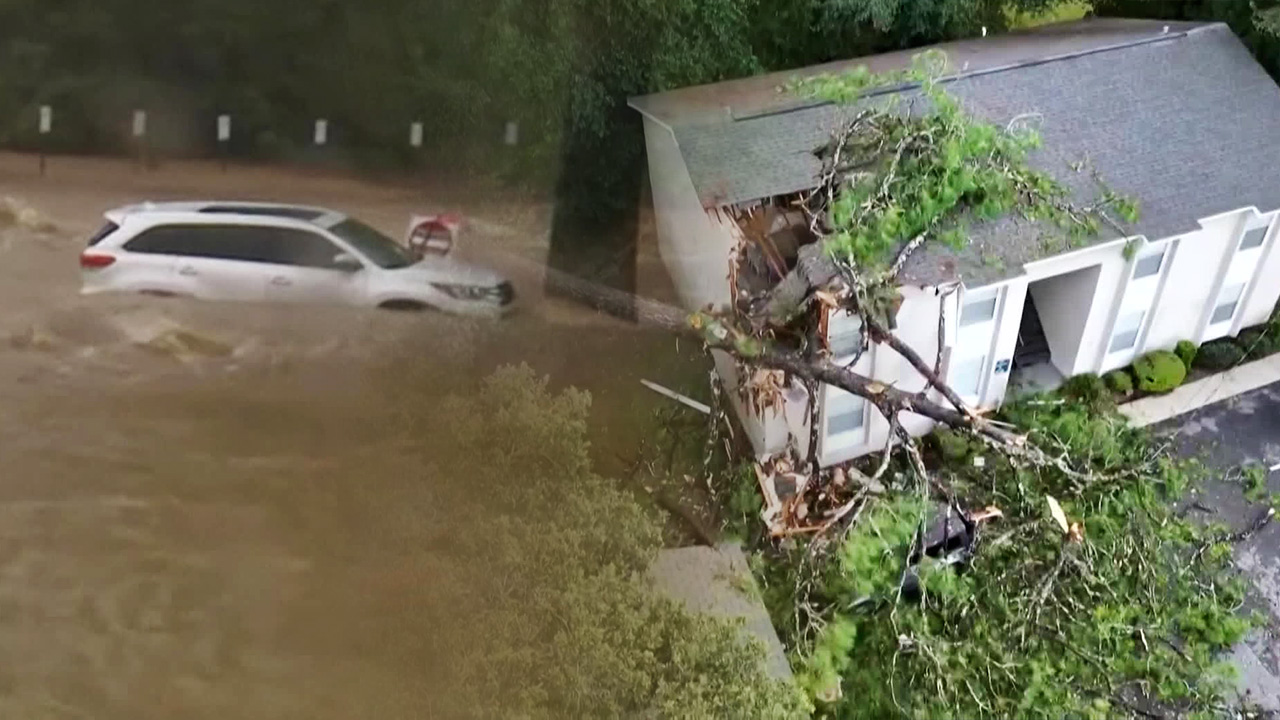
<box><xmin>636</xmin><ymin>19</ymin><xmax>1280</xmax><ymax>285</ymax></box>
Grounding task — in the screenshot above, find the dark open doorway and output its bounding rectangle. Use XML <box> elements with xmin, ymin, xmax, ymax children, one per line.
<box><xmin>1008</xmin><ymin>264</ymin><xmax>1103</xmax><ymax>398</ymax></box>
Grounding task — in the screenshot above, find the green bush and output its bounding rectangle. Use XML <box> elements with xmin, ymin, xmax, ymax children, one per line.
<box><xmin>1104</xmin><ymin>369</ymin><xmax>1134</xmax><ymax>395</ymax></box>
<box><xmin>1236</xmin><ymin>327</ymin><xmax>1280</xmax><ymax>360</ymax></box>
<box><xmin>1195</xmin><ymin>340</ymin><xmax>1247</xmax><ymax>370</ymax></box>
<box><xmin>1060</xmin><ymin>373</ymin><xmax>1113</xmax><ymax>410</ymax></box>
<box><xmin>1174</xmin><ymin>340</ymin><xmax>1198</xmax><ymax>368</ymax></box>
<box><xmin>1132</xmin><ymin>350</ymin><xmax>1186</xmax><ymax>393</ymax></box>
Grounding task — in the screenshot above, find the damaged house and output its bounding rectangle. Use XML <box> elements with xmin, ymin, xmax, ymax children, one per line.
<box><xmin>629</xmin><ymin>18</ymin><xmax>1280</xmax><ymax>466</ymax></box>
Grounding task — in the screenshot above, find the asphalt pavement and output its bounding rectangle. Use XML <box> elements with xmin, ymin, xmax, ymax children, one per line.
<box><xmin>1153</xmin><ymin>381</ymin><xmax>1280</xmax><ymax>712</ymax></box>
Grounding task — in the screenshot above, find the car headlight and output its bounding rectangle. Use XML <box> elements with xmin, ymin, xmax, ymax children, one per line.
<box><xmin>430</xmin><ymin>283</ymin><xmax>495</xmax><ymax>301</ymax></box>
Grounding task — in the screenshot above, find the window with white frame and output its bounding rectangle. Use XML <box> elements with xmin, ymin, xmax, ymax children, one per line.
<box><xmin>1210</xmin><ymin>283</ymin><xmax>1246</xmax><ymax>325</ymax></box>
<box><xmin>1108</xmin><ymin>310</ymin><xmax>1145</xmax><ymax>353</ymax></box>
<box><xmin>826</xmin><ymin>389</ymin><xmax>866</xmax><ymax>437</ymax></box>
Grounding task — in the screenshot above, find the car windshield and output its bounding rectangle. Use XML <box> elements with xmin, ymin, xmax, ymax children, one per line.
<box><xmin>329</xmin><ymin>218</ymin><xmax>416</xmax><ymax>269</ymax></box>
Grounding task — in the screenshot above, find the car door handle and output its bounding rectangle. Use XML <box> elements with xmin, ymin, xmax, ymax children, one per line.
<box><xmin>270</xmin><ymin>276</ymin><xmax>292</xmax><ymax>287</ymax></box>
<box><xmin>178</xmin><ymin>266</ymin><xmax>198</xmax><ymax>277</ymax></box>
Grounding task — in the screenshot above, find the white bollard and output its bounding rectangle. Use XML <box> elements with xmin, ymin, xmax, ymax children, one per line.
<box><xmin>410</xmin><ymin>121</ymin><xmax>424</xmax><ymax>149</ymax></box>
<box><xmin>314</xmin><ymin>119</ymin><xmax>328</xmax><ymax>146</ymax></box>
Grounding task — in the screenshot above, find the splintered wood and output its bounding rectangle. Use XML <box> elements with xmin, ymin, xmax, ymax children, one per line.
<box><xmin>754</xmin><ymin>454</ymin><xmax>884</xmax><ymax>537</ymax></box>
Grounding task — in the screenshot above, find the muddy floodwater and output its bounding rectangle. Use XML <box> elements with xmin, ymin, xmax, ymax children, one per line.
<box><xmin>0</xmin><ymin>154</ymin><xmax>698</xmax><ymax>718</ymax></box>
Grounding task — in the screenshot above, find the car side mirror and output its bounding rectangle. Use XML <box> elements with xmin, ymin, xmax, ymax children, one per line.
<box><xmin>333</xmin><ymin>253</ymin><xmax>363</xmax><ymax>272</ymax></box>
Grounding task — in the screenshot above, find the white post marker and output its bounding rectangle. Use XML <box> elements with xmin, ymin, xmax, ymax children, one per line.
<box><xmin>132</xmin><ymin>110</ymin><xmax>147</xmax><ymax>138</ymax></box>
<box><xmin>314</xmin><ymin>119</ymin><xmax>328</xmax><ymax>146</ymax></box>
<box><xmin>217</xmin><ymin>114</ymin><xmax>231</xmax><ymax>142</ymax></box>
<box><xmin>409</xmin><ymin>121</ymin><xmax>424</xmax><ymax>149</ymax></box>
<box><xmin>38</xmin><ymin>106</ymin><xmax>52</xmax><ymax>135</ymax></box>
<box><xmin>504</xmin><ymin>121</ymin><xmax>519</xmax><ymax>147</ymax></box>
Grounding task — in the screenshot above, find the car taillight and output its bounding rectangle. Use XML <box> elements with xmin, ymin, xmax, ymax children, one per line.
<box><xmin>80</xmin><ymin>252</ymin><xmax>116</xmax><ymax>269</ymax></box>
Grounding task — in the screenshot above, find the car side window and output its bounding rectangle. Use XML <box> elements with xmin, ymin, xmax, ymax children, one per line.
<box><xmin>124</xmin><ymin>225</ymin><xmax>214</xmax><ymax>257</ymax></box>
<box><xmin>267</xmin><ymin>228</ymin><xmax>346</xmax><ymax>269</ymax></box>
<box><xmin>124</xmin><ymin>225</ymin><xmax>342</xmax><ymax>268</ymax></box>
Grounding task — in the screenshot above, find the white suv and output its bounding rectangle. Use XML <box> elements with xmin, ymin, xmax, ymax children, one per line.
<box><xmin>79</xmin><ymin>202</ymin><xmax>515</xmax><ymax>316</ymax></box>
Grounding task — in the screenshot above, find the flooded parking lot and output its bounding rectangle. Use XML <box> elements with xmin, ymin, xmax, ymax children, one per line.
<box><xmin>0</xmin><ymin>154</ymin><xmax>699</xmax><ymax>718</ymax></box>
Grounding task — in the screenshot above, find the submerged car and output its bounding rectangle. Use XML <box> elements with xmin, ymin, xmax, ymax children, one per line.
<box><xmin>79</xmin><ymin>201</ymin><xmax>514</xmax><ymax>316</ymax></box>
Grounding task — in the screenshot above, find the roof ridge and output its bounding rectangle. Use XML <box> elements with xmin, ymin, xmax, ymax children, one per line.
<box><xmin>733</xmin><ymin>23</ymin><xmax>1203</xmax><ymax>124</ymax></box>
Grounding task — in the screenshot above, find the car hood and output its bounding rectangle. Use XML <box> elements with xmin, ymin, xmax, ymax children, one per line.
<box><xmin>387</xmin><ymin>256</ymin><xmax>507</xmax><ymax>286</ymax></box>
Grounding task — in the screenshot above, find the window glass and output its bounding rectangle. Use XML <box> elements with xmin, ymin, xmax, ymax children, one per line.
<box><xmin>329</xmin><ymin>219</ymin><xmax>416</xmax><ymax>269</ymax></box>
<box><xmin>1108</xmin><ymin>310</ymin><xmax>1144</xmax><ymax>353</ymax></box>
<box><xmin>125</xmin><ymin>226</ymin><xmax>221</xmax><ymax>257</ymax></box>
<box><xmin>826</xmin><ymin>389</ymin><xmax>865</xmax><ymax>437</ymax></box>
<box><xmin>827</xmin><ymin>312</ymin><xmax>863</xmax><ymax>358</ymax></box>
<box><xmin>1132</xmin><ymin>249</ymin><xmax>1164</xmax><ymax>279</ymax></box>
<box><xmin>1211</xmin><ymin>283</ymin><xmax>1246</xmax><ymax>325</ymax></box>
<box><xmin>950</xmin><ymin>355</ymin><xmax>986</xmax><ymax>397</ymax></box>
<box><xmin>959</xmin><ymin>294</ymin><xmax>998</xmax><ymax>327</ymax></box>
<box><xmin>270</xmin><ymin>229</ymin><xmax>345</xmax><ymax>268</ymax></box>
<box><xmin>1240</xmin><ymin>226</ymin><xmax>1268</xmax><ymax>251</ymax></box>
<box><xmin>125</xmin><ymin>225</ymin><xmax>344</xmax><ymax>267</ymax></box>
<box><xmin>87</xmin><ymin>222</ymin><xmax>118</xmax><ymax>247</ymax></box>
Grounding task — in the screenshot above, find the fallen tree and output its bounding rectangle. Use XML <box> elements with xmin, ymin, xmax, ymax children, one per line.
<box><xmin>578</xmin><ymin>54</ymin><xmax>1266</xmax><ymax>718</ymax></box>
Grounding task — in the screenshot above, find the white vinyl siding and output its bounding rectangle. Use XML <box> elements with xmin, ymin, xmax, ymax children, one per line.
<box><xmin>1203</xmin><ymin>217</ymin><xmax>1272</xmax><ymax>342</ymax></box>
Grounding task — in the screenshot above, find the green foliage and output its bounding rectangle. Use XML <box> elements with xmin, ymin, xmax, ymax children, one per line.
<box><xmin>1195</xmin><ymin>339</ymin><xmax>1247</xmax><ymax>371</ymax></box>
<box><xmin>1005</xmin><ymin>0</ymin><xmax>1091</xmax><ymax>29</ymax></box>
<box><xmin>1132</xmin><ymin>350</ymin><xmax>1186</xmax><ymax>393</ymax></box>
<box><xmin>1175</xmin><ymin>339</ymin><xmax>1199</xmax><ymax>369</ymax></box>
<box><xmin>795</xmin><ymin>52</ymin><xmax>1136</xmax><ymax>273</ymax></box>
<box><xmin>748</xmin><ymin>394</ymin><xmax>1246</xmax><ymax>718</ymax></box>
<box><xmin>1104</xmin><ymin>368</ymin><xmax>1134</xmax><ymax>395</ymax></box>
<box><xmin>1242</xmin><ymin>462</ymin><xmax>1269</xmax><ymax>503</ymax></box>
<box><xmin>932</xmin><ymin>426</ymin><xmax>978</xmax><ymax>461</ymax></box>
<box><xmin>430</xmin><ymin>365</ymin><xmax>806</xmax><ymax>718</ymax></box>
<box><xmin>1236</xmin><ymin>325</ymin><xmax>1280</xmax><ymax>360</ymax></box>
<box><xmin>1061</xmin><ymin>372</ymin><xmax>1114</xmax><ymax>410</ymax></box>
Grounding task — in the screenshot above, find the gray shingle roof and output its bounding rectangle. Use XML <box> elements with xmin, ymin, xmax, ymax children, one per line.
<box><xmin>642</xmin><ymin>19</ymin><xmax>1280</xmax><ymax>286</ymax></box>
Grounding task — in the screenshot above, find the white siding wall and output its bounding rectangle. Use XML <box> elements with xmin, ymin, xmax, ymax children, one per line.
<box><xmin>1145</xmin><ymin>212</ymin><xmax>1245</xmax><ymax>351</ymax></box>
<box><xmin>1241</xmin><ymin>215</ymin><xmax>1280</xmax><ymax>328</ymax></box>
<box><xmin>818</xmin><ymin>286</ymin><xmax>958</xmax><ymax>466</ymax></box>
<box><xmin>642</xmin><ymin>117</ymin><xmax>794</xmax><ymax>458</ymax></box>
<box><xmin>642</xmin><ymin>118</ymin><xmax>737</xmax><ymax>311</ymax></box>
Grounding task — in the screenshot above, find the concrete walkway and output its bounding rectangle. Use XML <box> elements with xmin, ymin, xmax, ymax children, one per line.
<box><xmin>1120</xmin><ymin>353</ymin><xmax>1280</xmax><ymax>427</ymax></box>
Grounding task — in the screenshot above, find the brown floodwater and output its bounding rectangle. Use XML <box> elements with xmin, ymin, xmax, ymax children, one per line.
<box><xmin>0</xmin><ymin>154</ymin><xmax>699</xmax><ymax>718</ymax></box>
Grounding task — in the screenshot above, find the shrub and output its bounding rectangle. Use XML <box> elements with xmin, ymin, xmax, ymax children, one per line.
<box><xmin>1060</xmin><ymin>373</ymin><xmax>1113</xmax><ymax>410</ymax></box>
<box><xmin>1104</xmin><ymin>369</ymin><xmax>1134</xmax><ymax>395</ymax></box>
<box><xmin>1174</xmin><ymin>340</ymin><xmax>1198</xmax><ymax>369</ymax></box>
<box><xmin>1194</xmin><ymin>340</ymin><xmax>1246</xmax><ymax>370</ymax></box>
<box><xmin>1236</xmin><ymin>328</ymin><xmax>1280</xmax><ymax>360</ymax></box>
<box><xmin>1132</xmin><ymin>350</ymin><xmax>1186</xmax><ymax>393</ymax></box>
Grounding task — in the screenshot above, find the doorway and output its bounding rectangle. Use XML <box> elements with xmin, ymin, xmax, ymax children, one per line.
<box><xmin>1008</xmin><ymin>264</ymin><xmax>1102</xmax><ymax>397</ymax></box>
